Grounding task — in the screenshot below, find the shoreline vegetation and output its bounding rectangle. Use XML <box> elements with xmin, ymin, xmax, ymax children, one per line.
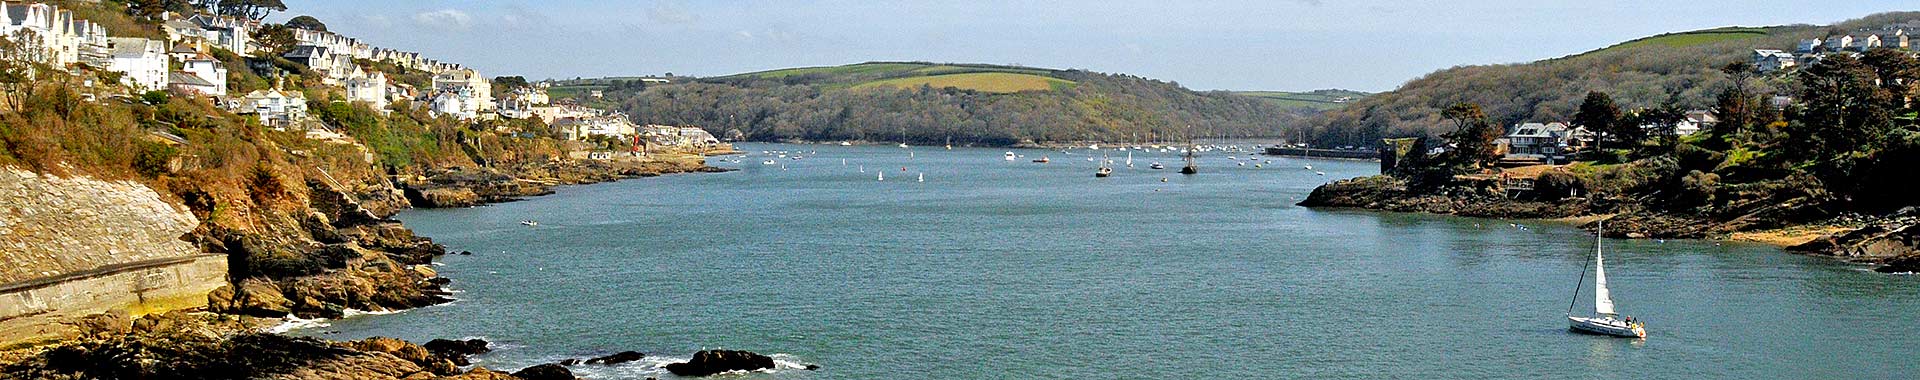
<box><xmin>1298</xmin><ymin>48</ymin><xmax>1920</xmax><ymax>273</ymax></box>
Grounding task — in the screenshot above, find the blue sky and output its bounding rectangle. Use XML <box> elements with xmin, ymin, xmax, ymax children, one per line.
<box><xmin>277</xmin><ymin>1</ymin><xmax>1912</xmax><ymax>92</ymax></box>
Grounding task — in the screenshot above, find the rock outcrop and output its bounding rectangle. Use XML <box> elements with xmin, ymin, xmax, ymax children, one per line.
<box><xmin>0</xmin><ymin>312</ymin><xmax>508</xmax><ymax>380</ymax></box>
<box><xmin>664</xmin><ymin>350</ymin><xmax>776</xmax><ymax>377</ymax></box>
<box><xmin>510</xmin><ymin>363</ymin><xmax>576</xmax><ymax>380</ymax></box>
<box><xmin>583</xmin><ymin>350</ymin><xmax>644</xmax><ymax>365</ymax></box>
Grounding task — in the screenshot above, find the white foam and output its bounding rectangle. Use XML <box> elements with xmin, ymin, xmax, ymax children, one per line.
<box><xmin>341</xmin><ymin>308</ymin><xmax>403</xmax><ymax>318</ymax></box>
<box><xmin>265</xmin><ymin>316</ymin><xmax>330</xmax><ymax>334</ymax></box>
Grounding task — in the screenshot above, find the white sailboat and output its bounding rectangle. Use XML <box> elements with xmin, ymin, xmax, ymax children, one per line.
<box><xmin>917</xmin><ymin>173</ymin><xmax>924</xmax><ymax>182</ymax></box>
<box><xmin>1568</xmin><ymin>221</ymin><xmax>1647</xmax><ymax>338</ymax></box>
<box><xmin>877</xmin><ymin>171</ymin><xmax>884</xmax><ymax>181</ymax></box>
<box><xmin>1126</xmin><ymin>151</ymin><xmax>1134</xmax><ymax>168</ymax></box>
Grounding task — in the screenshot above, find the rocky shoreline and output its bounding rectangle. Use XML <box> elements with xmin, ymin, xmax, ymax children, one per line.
<box><xmin>0</xmin><ymin>155</ymin><xmax>799</xmax><ymax>379</ymax></box>
<box><xmin>1299</xmin><ymin>175</ymin><xmax>1920</xmax><ymax>273</ymax></box>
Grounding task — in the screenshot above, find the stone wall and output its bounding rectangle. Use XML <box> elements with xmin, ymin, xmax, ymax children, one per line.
<box><xmin>0</xmin><ymin>169</ymin><xmax>202</xmax><ymax>283</ymax></box>
<box><xmin>0</xmin><ymin>168</ymin><xmax>227</xmax><ymax>343</ymax></box>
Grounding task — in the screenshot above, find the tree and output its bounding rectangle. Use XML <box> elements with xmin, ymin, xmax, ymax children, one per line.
<box><xmin>212</xmin><ymin>0</ymin><xmax>287</xmax><ymax>21</ymax></box>
<box><xmin>1440</xmin><ymin>102</ymin><xmax>1499</xmax><ymax>170</ymax></box>
<box><xmin>1794</xmin><ymin>54</ymin><xmax>1896</xmax><ymax>190</ymax></box>
<box><xmin>285</xmin><ymin>15</ymin><xmax>327</xmax><ymax>32</ymax></box>
<box><xmin>1574</xmin><ymin>91</ymin><xmax>1632</xmax><ymax>146</ymax></box>
<box><xmin>1709</xmin><ymin>62</ymin><xmax>1766</xmax><ymax>149</ymax></box>
<box><xmin>250</xmin><ymin>24</ymin><xmax>297</xmax><ymax>54</ymax></box>
<box><xmin>1860</xmin><ymin>48</ymin><xmax>1920</xmax><ymax>114</ymax></box>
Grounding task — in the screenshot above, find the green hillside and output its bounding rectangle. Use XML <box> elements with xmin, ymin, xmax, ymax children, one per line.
<box><xmin>590</xmin><ymin>61</ymin><xmax>1324</xmax><ymax>146</ymax></box>
<box><xmin>851</xmin><ymin>72</ymin><xmax>1076</xmax><ymax>93</ymax></box>
<box><xmin>1592</xmin><ymin>27</ymin><xmax>1771</xmax><ymax>53</ymax></box>
<box><xmin>1233</xmin><ymin>90</ymin><xmax>1371</xmax><ymax>111</ymax></box>
<box><xmin>1302</xmin><ymin>12</ymin><xmax>1920</xmax><ymax>146</ymax></box>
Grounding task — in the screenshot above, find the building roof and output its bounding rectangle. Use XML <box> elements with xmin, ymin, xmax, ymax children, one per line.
<box><xmin>107</xmin><ymin>38</ymin><xmax>163</xmax><ymax>58</ymax></box>
<box><xmin>283</xmin><ymin>45</ymin><xmax>325</xmax><ymax>59</ymax></box>
<box><xmin>168</xmin><ymin>72</ymin><xmax>215</xmax><ymax>87</ymax></box>
<box><xmin>163</xmin><ymin>19</ymin><xmax>199</xmax><ymax>32</ymax></box>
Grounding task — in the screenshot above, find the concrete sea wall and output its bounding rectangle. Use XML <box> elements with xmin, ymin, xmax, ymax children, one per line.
<box><xmin>0</xmin><ymin>168</ymin><xmax>227</xmax><ymax>342</ymax></box>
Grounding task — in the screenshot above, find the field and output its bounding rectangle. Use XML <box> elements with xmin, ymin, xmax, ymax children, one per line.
<box><xmin>1595</xmin><ymin>27</ymin><xmax>1771</xmax><ymax>52</ymax></box>
<box><xmin>850</xmin><ymin>72</ymin><xmax>1076</xmax><ymax>93</ymax></box>
<box><xmin>1233</xmin><ymin>89</ymin><xmax>1370</xmax><ymax>110</ymax></box>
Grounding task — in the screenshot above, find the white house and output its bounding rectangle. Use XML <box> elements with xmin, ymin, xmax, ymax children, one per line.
<box><xmin>236</xmin><ymin>88</ymin><xmax>308</xmax><ymax>129</ymax></box>
<box><xmin>187</xmin><ymin>14</ymin><xmax>255</xmax><ymax>54</ymax></box>
<box><xmin>429</xmin><ymin>87</ymin><xmax>480</xmax><ymax>120</ymax></box>
<box><xmin>179</xmin><ymin>52</ymin><xmax>227</xmax><ymax>96</ymax></box>
<box><xmin>1752</xmin><ymin>49</ymin><xmax>1796</xmax><ymax>72</ymax></box>
<box><xmin>167</xmin><ymin>71</ymin><xmax>218</xmax><ymax>96</ymax></box>
<box><xmin>1504</xmin><ymin>122</ymin><xmax>1574</xmax><ymax>159</ymax></box>
<box><xmin>344</xmin><ymin>66</ymin><xmax>389</xmax><ymax>110</ymax></box>
<box><xmin>70</xmin><ymin>19</ymin><xmax>107</xmax><ymax>67</ymax></box>
<box><xmin>432</xmin><ymin>68</ymin><xmax>493</xmax><ymax>112</ymax></box>
<box><xmin>106</xmin><ymin>37</ymin><xmax>168</xmax><ymax>91</ymax></box>
<box><xmin>1854</xmin><ymin>34</ymin><xmax>1882</xmax><ymax>51</ymax></box>
<box><xmin>1795</xmin><ymin>38</ymin><xmax>1823</xmax><ymax>54</ymax></box>
<box><xmin>1</xmin><ymin>1</ymin><xmax>67</xmax><ymax>65</ymax></box>
<box><xmin>1824</xmin><ymin>35</ymin><xmax>1853</xmax><ymax>51</ymax></box>
<box><xmin>1880</xmin><ymin>30</ymin><xmax>1910</xmax><ymax>50</ymax></box>
<box><xmin>554</xmin><ymin>115</ymin><xmax>638</xmax><ymax>141</ymax></box>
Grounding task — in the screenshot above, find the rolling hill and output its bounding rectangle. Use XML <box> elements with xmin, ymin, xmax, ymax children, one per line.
<box><xmin>1301</xmin><ymin>12</ymin><xmax>1920</xmax><ymax>146</ymax></box>
<box><xmin>1232</xmin><ymin>90</ymin><xmax>1371</xmax><ymax>111</ymax></box>
<box><xmin>590</xmin><ymin>62</ymin><xmax>1331</xmax><ymax>146</ymax></box>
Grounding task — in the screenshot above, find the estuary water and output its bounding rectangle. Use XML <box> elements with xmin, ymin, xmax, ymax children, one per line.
<box><xmin>308</xmin><ymin>143</ymin><xmax>1919</xmax><ymax>379</ymax></box>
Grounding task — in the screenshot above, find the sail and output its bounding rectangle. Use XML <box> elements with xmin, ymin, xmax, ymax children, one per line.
<box><xmin>1594</xmin><ymin>230</ymin><xmax>1616</xmax><ymax>316</ymax></box>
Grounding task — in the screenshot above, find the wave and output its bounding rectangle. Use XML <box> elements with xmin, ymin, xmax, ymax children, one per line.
<box><xmin>265</xmin><ymin>316</ymin><xmax>329</xmax><ymax>334</ymax></box>
<box><xmin>539</xmin><ymin>352</ymin><xmax>816</xmax><ymax>379</ymax></box>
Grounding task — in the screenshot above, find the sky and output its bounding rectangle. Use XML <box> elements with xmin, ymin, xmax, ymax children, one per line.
<box><xmin>276</xmin><ymin>0</ymin><xmax>1913</xmax><ymax>92</ymax></box>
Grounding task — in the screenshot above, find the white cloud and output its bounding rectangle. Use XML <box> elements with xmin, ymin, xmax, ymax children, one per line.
<box><xmin>412</xmin><ymin>9</ymin><xmax>473</xmax><ymax>31</ymax></box>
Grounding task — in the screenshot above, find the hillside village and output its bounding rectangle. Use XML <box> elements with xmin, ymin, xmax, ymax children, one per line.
<box><xmin>0</xmin><ymin>0</ymin><xmax>720</xmax><ymax>156</ymax></box>
<box><xmin>1482</xmin><ymin>24</ymin><xmax>1919</xmax><ymax>166</ymax></box>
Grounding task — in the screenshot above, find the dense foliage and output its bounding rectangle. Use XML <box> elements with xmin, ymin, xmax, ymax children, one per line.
<box><xmin>1303</xmin><ymin>12</ymin><xmax>1920</xmax><ymax>147</ymax></box>
<box><xmin>1393</xmin><ymin>45</ymin><xmax>1920</xmax><ymax>217</ymax></box>
<box><xmin>598</xmin><ymin>63</ymin><xmax>1314</xmax><ymax>146</ymax></box>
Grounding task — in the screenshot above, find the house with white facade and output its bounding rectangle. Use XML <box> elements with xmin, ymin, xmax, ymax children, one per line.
<box><xmin>432</xmin><ymin>68</ymin><xmax>493</xmax><ymax>112</ymax></box>
<box><xmin>554</xmin><ymin>115</ymin><xmax>638</xmax><ymax>141</ymax></box>
<box><xmin>179</xmin><ymin>52</ymin><xmax>226</xmax><ymax>96</ymax></box>
<box><xmin>235</xmin><ymin>88</ymin><xmax>308</xmax><ymax>129</ymax></box>
<box><xmin>1795</xmin><ymin>38</ymin><xmax>1823</xmax><ymax>54</ymax></box>
<box><xmin>1854</xmin><ymin>34</ymin><xmax>1882</xmax><ymax>51</ymax></box>
<box><xmin>70</xmin><ymin>19</ymin><xmax>107</xmax><ymax>67</ymax></box>
<box><xmin>106</xmin><ymin>37</ymin><xmax>168</xmax><ymax>91</ymax></box>
<box><xmin>344</xmin><ymin>66</ymin><xmax>389</xmax><ymax>110</ymax></box>
<box><xmin>1824</xmin><ymin>35</ymin><xmax>1854</xmax><ymax>51</ymax></box>
<box><xmin>428</xmin><ymin>87</ymin><xmax>481</xmax><ymax>120</ymax></box>
<box><xmin>1752</xmin><ymin>49</ymin><xmax>1797</xmax><ymax>72</ymax></box>
<box><xmin>1</xmin><ymin>1</ymin><xmax>71</xmax><ymax>65</ymax></box>
<box><xmin>1504</xmin><ymin>122</ymin><xmax>1574</xmax><ymax>160</ymax></box>
<box><xmin>187</xmin><ymin>14</ymin><xmax>255</xmax><ymax>54</ymax></box>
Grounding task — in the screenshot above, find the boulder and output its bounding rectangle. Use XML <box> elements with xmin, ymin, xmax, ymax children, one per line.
<box><xmin>584</xmin><ymin>351</ymin><xmax>644</xmax><ymax>365</ymax></box>
<box><xmin>346</xmin><ymin>337</ymin><xmax>434</xmax><ymax>364</ymax></box>
<box><xmin>664</xmin><ymin>350</ymin><xmax>776</xmax><ymax>377</ymax></box>
<box><xmin>511</xmin><ymin>363</ymin><xmax>576</xmax><ymax>380</ymax></box>
<box><xmin>231</xmin><ymin>280</ymin><xmax>292</xmax><ymax>317</ymax></box>
<box><xmin>425</xmin><ymin>338</ymin><xmax>491</xmax><ymax>366</ymax></box>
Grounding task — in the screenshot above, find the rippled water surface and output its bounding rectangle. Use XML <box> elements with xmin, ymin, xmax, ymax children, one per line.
<box><xmin>309</xmin><ymin>143</ymin><xmax>1920</xmax><ymax>379</ymax></box>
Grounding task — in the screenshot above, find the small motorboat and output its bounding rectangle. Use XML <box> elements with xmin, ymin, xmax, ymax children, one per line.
<box><xmin>762</xmin><ymin>160</ymin><xmax>776</xmax><ymax>165</ymax></box>
<box><xmin>1004</xmin><ymin>152</ymin><xmax>1017</xmax><ymax>161</ymax></box>
<box><xmin>1149</xmin><ymin>162</ymin><xmax>1165</xmax><ymax>170</ymax></box>
<box><xmin>1034</xmin><ymin>156</ymin><xmax>1051</xmax><ymax>163</ymax></box>
<box><xmin>1095</xmin><ymin>167</ymin><xmax>1113</xmax><ymax>178</ymax></box>
<box><xmin>520</xmin><ymin>220</ymin><xmax>538</xmax><ymax>227</ymax></box>
<box><xmin>840</xmin><ymin>141</ymin><xmax>853</xmax><ymax>146</ymax></box>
